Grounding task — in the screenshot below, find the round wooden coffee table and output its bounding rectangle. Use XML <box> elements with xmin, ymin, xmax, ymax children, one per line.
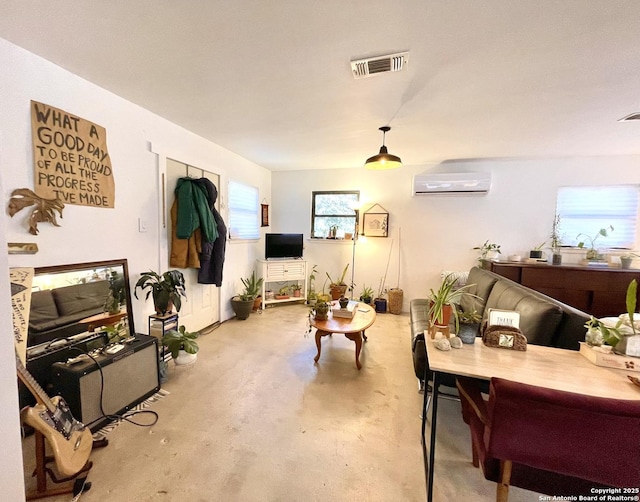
<box><xmin>309</xmin><ymin>301</ymin><xmax>376</xmax><ymax>370</ymax></box>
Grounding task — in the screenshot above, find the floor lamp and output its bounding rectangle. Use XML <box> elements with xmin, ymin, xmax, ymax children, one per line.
<box><xmin>350</xmin><ymin>209</ymin><xmax>359</xmax><ymax>300</ymax></box>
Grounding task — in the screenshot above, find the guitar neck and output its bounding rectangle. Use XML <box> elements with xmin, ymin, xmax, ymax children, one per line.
<box><xmin>15</xmin><ymin>355</ymin><xmax>56</xmax><ymax>414</ymax></box>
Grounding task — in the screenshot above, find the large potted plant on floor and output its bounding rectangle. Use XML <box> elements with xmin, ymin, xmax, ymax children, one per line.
<box><xmin>162</xmin><ymin>325</ymin><xmax>199</xmax><ymax>365</ymax></box>
<box><xmin>231</xmin><ymin>271</ymin><xmax>263</xmax><ymax>320</ymax></box>
<box><xmin>134</xmin><ymin>269</ymin><xmax>186</xmax><ymax>314</ymax></box>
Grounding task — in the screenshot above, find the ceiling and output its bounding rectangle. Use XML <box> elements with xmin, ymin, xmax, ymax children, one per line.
<box><xmin>2</xmin><ymin>1</ymin><xmax>640</xmax><ymax>171</ymax></box>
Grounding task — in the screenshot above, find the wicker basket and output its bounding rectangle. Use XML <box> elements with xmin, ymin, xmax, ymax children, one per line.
<box><xmin>388</xmin><ymin>288</ymin><xmax>403</xmax><ymax>314</ymax></box>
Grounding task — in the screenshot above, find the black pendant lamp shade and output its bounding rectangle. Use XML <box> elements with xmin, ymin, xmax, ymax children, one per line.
<box><xmin>364</xmin><ymin>126</ymin><xmax>402</xmax><ymax>170</ymax></box>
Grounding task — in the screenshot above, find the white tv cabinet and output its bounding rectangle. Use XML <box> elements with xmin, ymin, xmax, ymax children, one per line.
<box><xmin>256</xmin><ymin>259</ymin><xmax>307</xmax><ymax>310</ymax></box>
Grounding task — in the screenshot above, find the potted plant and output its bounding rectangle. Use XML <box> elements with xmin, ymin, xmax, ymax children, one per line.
<box><xmin>427</xmin><ymin>273</ymin><xmax>480</xmax><ymax>333</ymax></box>
<box><xmin>619</xmin><ymin>253</ymin><xmax>639</xmax><ymax>270</ymax></box>
<box><xmin>161</xmin><ymin>325</ymin><xmax>199</xmax><ymax>365</ymax></box>
<box><xmin>231</xmin><ymin>271</ymin><xmax>262</xmax><ymax>320</ymax></box>
<box><xmin>529</xmin><ymin>241</ymin><xmax>546</xmax><ymax>260</ymax></box>
<box><xmin>456</xmin><ymin>309</ymin><xmax>482</xmax><ymax>344</ymax></box>
<box><xmin>584</xmin><ymin>279</ymin><xmax>638</xmax><ymax>354</ymax></box>
<box><xmin>577</xmin><ymin>225</ymin><xmax>614</xmax><ymax>261</ymax></box>
<box><xmin>307</xmin><ymin>264</ymin><xmax>318</xmax><ymax>305</ymax></box>
<box><xmin>550</xmin><ymin>214</ymin><xmax>563</xmax><ymax>265</ymax></box>
<box><xmin>473</xmin><ymin>240</ymin><xmax>501</xmax><ymax>264</ymax></box>
<box><xmin>311</xmin><ymin>300</ymin><xmax>331</xmax><ymax>321</ymax></box>
<box><xmin>292</xmin><ymin>283</ymin><xmax>302</xmax><ymax>297</ymax></box>
<box><xmin>359</xmin><ymin>285</ymin><xmax>374</xmax><ymax>305</ymax></box>
<box><xmin>326</xmin><ymin>264</ymin><xmax>349</xmax><ymax>300</ymax></box>
<box><xmin>276</xmin><ymin>285</ymin><xmax>290</xmax><ymax>300</ymax></box>
<box><xmin>104</xmin><ymin>289</ymin><xmax>121</xmax><ymax>315</ymax></box>
<box><xmin>134</xmin><ymin>269</ymin><xmax>186</xmax><ymax>314</ymax></box>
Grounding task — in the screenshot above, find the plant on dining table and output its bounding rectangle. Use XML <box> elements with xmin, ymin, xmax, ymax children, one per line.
<box><xmin>427</xmin><ymin>273</ymin><xmax>481</xmax><ymax>333</ymax></box>
<box><xmin>584</xmin><ymin>279</ymin><xmax>637</xmax><ymax>348</ymax></box>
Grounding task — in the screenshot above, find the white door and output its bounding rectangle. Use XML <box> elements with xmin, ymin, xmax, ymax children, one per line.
<box><xmin>165</xmin><ymin>158</ymin><xmax>220</xmax><ymax>332</ymax></box>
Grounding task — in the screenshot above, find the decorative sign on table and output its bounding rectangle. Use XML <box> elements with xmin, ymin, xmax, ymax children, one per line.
<box><xmin>31</xmin><ymin>100</ymin><xmax>115</xmax><ymax>208</ymax></box>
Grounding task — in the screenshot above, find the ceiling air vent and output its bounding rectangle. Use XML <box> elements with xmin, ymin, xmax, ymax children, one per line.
<box><xmin>351</xmin><ymin>51</ymin><xmax>409</xmax><ymax>79</ymax></box>
<box><xmin>618</xmin><ymin>112</ymin><xmax>640</xmax><ymax>122</ymax></box>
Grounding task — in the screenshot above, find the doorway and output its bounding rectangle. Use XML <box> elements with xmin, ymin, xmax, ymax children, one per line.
<box><xmin>165</xmin><ymin>158</ymin><xmax>220</xmax><ymax>332</ymax></box>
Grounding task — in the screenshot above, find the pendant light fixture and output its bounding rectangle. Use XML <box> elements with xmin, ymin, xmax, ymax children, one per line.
<box><xmin>364</xmin><ymin>126</ymin><xmax>402</xmax><ymax>170</ymax></box>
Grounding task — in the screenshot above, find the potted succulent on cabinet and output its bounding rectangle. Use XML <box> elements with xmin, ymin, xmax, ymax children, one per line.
<box><xmin>326</xmin><ymin>264</ymin><xmax>349</xmax><ymax>300</ymax></box>
<box><xmin>134</xmin><ymin>269</ymin><xmax>186</xmax><ymax>314</ymax></box>
<box><xmin>427</xmin><ymin>273</ymin><xmax>480</xmax><ymax>334</ymax></box>
<box><xmin>161</xmin><ymin>325</ymin><xmax>199</xmax><ymax>365</ymax></box>
<box><xmin>456</xmin><ymin>308</ymin><xmax>482</xmax><ymax>344</ymax></box>
<box><xmin>231</xmin><ymin>271</ymin><xmax>263</xmax><ymax>320</ymax></box>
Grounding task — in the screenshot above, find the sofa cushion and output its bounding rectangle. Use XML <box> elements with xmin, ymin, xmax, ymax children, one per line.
<box><xmin>460</xmin><ymin>267</ymin><xmax>499</xmax><ymax>316</ymax></box>
<box><xmin>29</xmin><ymin>290</ymin><xmax>60</xmax><ymax>331</ymax></box>
<box><xmin>483</xmin><ymin>281</ymin><xmax>563</xmax><ymax>346</ymax></box>
<box><xmin>52</xmin><ymin>280</ymin><xmax>109</xmax><ymax>317</ymax></box>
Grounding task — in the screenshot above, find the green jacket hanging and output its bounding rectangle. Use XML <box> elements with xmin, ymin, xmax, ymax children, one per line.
<box><xmin>175</xmin><ymin>177</ymin><xmax>217</xmax><ymax>242</ymax></box>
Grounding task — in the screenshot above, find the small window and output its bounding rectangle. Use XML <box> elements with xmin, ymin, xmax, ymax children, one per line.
<box><xmin>228</xmin><ymin>181</ymin><xmax>259</xmax><ymax>240</ymax></box>
<box><xmin>556</xmin><ymin>185</ymin><xmax>639</xmax><ymax>249</ymax></box>
<box><xmin>311</xmin><ymin>191</ymin><xmax>359</xmax><ymax>238</ymax></box>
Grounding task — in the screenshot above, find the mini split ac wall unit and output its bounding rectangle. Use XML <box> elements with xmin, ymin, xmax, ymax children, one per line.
<box><xmin>412</xmin><ymin>172</ymin><xmax>491</xmax><ymax>196</ymax></box>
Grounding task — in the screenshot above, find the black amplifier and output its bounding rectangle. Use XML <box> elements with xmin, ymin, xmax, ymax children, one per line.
<box><xmin>20</xmin><ymin>331</ymin><xmax>108</xmax><ymax>410</ymax></box>
<box><xmin>51</xmin><ymin>334</ymin><xmax>160</xmax><ymax>431</ymax></box>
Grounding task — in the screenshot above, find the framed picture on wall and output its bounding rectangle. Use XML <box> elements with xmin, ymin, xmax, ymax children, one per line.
<box><xmin>362</xmin><ymin>207</ymin><xmax>388</xmax><ymax>237</ymax></box>
<box><xmin>261</xmin><ymin>203</ymin><xmax>269</xmax><ymax>227</ymax></box>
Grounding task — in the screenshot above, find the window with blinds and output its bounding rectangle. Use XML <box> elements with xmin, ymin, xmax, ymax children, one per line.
<box><xmin>228</xmin><ymin>181</ymin><xmax>259</xmax><ymax>240</ymax></box>
<box><xmin>556</xmin><ymin>185</ymin><xmax>639</xmax><ymax>249</ymax></box>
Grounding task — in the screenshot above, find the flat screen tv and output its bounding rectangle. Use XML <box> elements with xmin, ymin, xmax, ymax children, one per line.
<box><xmin>265</xmin><ymin>233</ymin><xmax>304</xmax><ymax>259</ymax></box>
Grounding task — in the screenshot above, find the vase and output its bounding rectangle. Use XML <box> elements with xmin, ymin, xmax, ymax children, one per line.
<box><xmin>339</xmin><ymin>296</ymin><xmax>349</xmax><ymax>308</ymax></box>
<box><xmin>174</xmin><ymin>350</ymin><xmax>197</xmax><ymax>366</ymax></box>
<box><xmin>552</xmin><ymin>253</ymin><xmax>562</xmax><ymax>265</ymax></box>
<box><xmin>621</xmin><ymin>257</ymin><xmax>633</xmax><ymax>269</ymax></box>
<box><xmin>230</xmin><ymin>297</ymin><xmax>253</xmax><ymax>320</ymax></box>
<box><xmin>585</xmin><ymin>328</ymin><xmax>603</xmax><ymax>347</ymax></box>
<box><xmin>458</xmin><ymin>323</ymin><xmax>480</xmax><ymax>344</ymax></box>
<box><xmin>330</xmin><ymin>285</ymin><xmax>347</xmax><ymax>300</ymax></box>
<box><xmin>374</xmin><ymin>298</ymin><xmax>387</xmax><ymax>313</ymax></box>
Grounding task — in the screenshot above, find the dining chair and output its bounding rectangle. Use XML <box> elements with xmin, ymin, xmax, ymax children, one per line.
<box><xmin>456</xmin><ymin>376</ymin><xmax>640</xmax><ymax>501</ymax></box>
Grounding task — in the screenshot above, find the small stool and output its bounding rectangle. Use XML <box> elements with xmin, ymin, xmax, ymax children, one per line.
<box><xmin>429</xmin><ymin>324</ymin><xmax>450</xmax><ymax>339</ymax></box>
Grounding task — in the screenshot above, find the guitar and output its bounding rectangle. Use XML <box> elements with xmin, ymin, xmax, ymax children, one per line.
<box><xmin>16</xmin><ymin>355</ymin><xmax>93</xmax><ymax>477</ymax></box>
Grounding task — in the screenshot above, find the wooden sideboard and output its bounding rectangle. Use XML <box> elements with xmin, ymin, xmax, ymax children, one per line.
<box><xmin>486</xmin><ymin>261</ymin><xmax>640</xmax><ymax>317</ymax></box>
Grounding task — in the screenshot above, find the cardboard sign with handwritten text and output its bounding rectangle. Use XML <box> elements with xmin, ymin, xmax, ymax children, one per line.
<box><xmin>31</xmin><ymin>100</ymin><xmax>115</xmax><ymax>208</ymax></box>
<box><xmin>10</xmin><ymin>267</ymin><xmax>34</xmax><ymax>365</ymax></box>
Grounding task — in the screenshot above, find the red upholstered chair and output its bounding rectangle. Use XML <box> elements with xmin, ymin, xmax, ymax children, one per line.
<box><xmin>456</xmin><ymin>376</ymin><xmax>640</xmax><ymax>502</ymax></box>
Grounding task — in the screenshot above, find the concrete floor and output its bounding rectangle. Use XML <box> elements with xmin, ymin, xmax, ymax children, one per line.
<box><xmin>22</xmin><ymin>304</ymin><xmax>539</xmax><ymax>501</ymax></box>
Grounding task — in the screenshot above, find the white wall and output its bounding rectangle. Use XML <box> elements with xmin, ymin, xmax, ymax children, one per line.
<box><xmin>0</xmin><ymin>38</ymin><xmax>270</xmax><ymax>498</ymax></box>
<box><xmin>272</xmin><ymin>157</ymin><xmax>640</xmax><ymax>307</ymax></box>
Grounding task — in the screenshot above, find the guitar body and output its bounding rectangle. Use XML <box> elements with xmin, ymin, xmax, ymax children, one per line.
<box><xmin>21</xmin><ymin>395</ymin><xmax>93</xmax><ymax>478</ymax></box>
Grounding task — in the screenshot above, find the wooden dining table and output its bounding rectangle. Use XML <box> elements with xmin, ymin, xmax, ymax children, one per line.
<box><xmin>421</xmin><ymin>337</ymin><xmax>640</xmax><ymax>502</ymax></box>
